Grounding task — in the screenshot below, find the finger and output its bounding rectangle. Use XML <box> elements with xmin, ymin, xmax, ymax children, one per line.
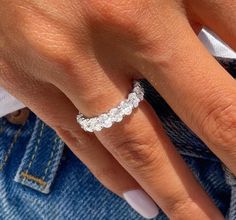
<box><xmin>130</xmin><ymin>8</ymin><xmax>236</xmax><ymax>176</ymax></box>
<box><xmin>52</xmin><ymin>60</ymin><xmax>223</xmax><ymax>218</ymax></box>
<box><xmin>186</xmin><ymin>0</ymin><xmax>236</xmax><ymax>50</ymax></box>
<box><xmin>0</xmin><ymin>61</ymin><xmax>159</xmax><ymax>219</ymax></box>
<box><xmin>97</xmin><ymin>100</ymin><xmax>223</xmax><ymax>220</ymax></box>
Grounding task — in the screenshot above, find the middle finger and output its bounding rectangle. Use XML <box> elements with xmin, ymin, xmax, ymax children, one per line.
<box><xmin>131</xmin><ymin>4</ymin><xmax>236</xmax><ymax>177</ymax></box>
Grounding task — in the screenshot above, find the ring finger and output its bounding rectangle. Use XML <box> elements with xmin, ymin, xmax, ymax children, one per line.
<box><xmin>51</xmin><ymin>57</ymin><xmax>223</xmax><ymax>219</ymax></box>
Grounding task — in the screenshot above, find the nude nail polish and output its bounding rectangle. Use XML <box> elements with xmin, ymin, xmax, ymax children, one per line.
<box><xmin>123</xmin><ymin>189</ymin><xmax>159</xmax><ymax>219</ymax></box>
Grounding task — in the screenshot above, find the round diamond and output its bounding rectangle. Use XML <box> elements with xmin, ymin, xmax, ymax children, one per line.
<box><xmin>128</xmin><ymin>92</ymin><xmax>139</xmax><ymax>108</ymax></box>
<box><xmin>99</xmin><ymin>114</ymin><xmax>112</xmax><ymax>128</ymax></box>
<box><xmin>90</xmin><ymin>118</ymin><xmax>102</xmax><ymax>132</ymax></box>
<box><xmin>104</xmin><ymin>120</ymin><xmax>112</xmax><ymax>128</ymax></box>
<box><xmin>120</xmin><ymin>101</ymin><xmax>132</xmax><ymax>115</ymax></box>
<box><xmin>76</xmin><ymin>114</ymin><xmax>83</xmax><ymax>123</ymax></box>
<box><xmin>133</xmin><ymin>99</ymin><xmax>139</xmax><ymax>108</ymax></box>
<box><xmin>99</xmin><ymin>114</ymin><xmax>108</xmax><ymax>123</ymax></box>
<box><xmin>79</xmin><ymin>118</ymin><xmax>86</xmax><ymax>127</ymax></box>
<box><xmin>133</xmin><ymin>82</ymin><xmax>144</xmax><ymax>100</ymax></box>
<box><xmin>109</xmin><ymin>108</ymin><xmax>123</xmax><ymax>122</ymax></box>
<box><xmin>133</xmin><ymin>81</ymin><xmax>140</xmax><ymax>89</ymax></box>
<box><xmin>95</xmin><ymin>126</ymin><xmax>102</xmax><ymax>132</ymax></box>
<box><xmin>82</xmin><ymin>119</ymin><xmax>93</xmax><ymax>132</ymax></box>
<box><xmin>128</xmin><ymin>92</ymin><xmax>136</xmax><ymax>101</ymax></box>
<box><xmin>85</xmin><ymin>126</ymin><xmax>93</xmax><ymax>132</ymax></box>
<box><xmin>135</xmin><ymin>89</ymin><xmax>144</xmax><ymax>100</ymax></box>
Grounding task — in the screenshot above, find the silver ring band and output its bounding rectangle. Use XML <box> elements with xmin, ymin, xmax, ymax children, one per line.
<box><xmin>76</xmin><ymin>80</ymin><xmax>144</xmax><ymax>132</ymax></box>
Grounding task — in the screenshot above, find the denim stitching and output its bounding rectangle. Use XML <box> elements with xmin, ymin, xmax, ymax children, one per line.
<box><xmin>24</xmin><ymin>122</ymin><xmax>45</xmax><ymax>173</ymax></box>
<box><xmin>20</xmin><ymin>122</ymin><xmax>45</xmax><ymax>186</ymax></box>
<box><xmin>20</xmin><ymin>172</ymin><xmax>47</xmax><ymax>187</ymax></box>
<box><xmin>42</xmin><ymin>136</ymin><xmax>58</xmax><ymax>181</ymax></box>
<box><xmin>0</xmin><ymin>125</ymin><xmax>23</xmax><ymax>172</ymax></box>
<box><xmin>19</xmin><ymin>138</ymin><xmax>62</xmax><ymax>191</ymax></box>
<box><xmin>13</xmin><ymin>118</ymin><xmax>64</xmax><ymax>193</ymax></box>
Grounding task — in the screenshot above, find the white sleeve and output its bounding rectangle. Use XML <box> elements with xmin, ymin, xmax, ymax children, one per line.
<box><xmin>199</xmin><ymin>27</ymin><xmax>236</xmax><ymax>59</ymax></box>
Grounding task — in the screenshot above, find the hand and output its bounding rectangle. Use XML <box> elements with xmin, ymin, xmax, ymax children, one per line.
<box><xmin>1</xmin><ymin>0</ymin><xmax>235</xmax><ymax>219</ymax></box>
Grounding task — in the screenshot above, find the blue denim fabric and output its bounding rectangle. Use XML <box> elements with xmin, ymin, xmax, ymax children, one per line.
<box><xmin>0</xmin><ymin>57</ymin><xmax>235</xmax><ymax>219</ymax></box>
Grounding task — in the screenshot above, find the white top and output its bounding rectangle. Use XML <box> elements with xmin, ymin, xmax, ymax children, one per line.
<box><xmin>0</xmin><ymin>28</ymin><xmax>236</xmax><ymax>118</ymax></box>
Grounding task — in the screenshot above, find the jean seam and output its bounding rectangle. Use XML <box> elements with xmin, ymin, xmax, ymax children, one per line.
<box><xmin>20</xmin><ymin>121</ymin><xmax>45</xmax><ymax>185</ymax></box>
<box><xmin>0</xmin><ymin>125</ymin><xmax>23</xmax><ymax>172</ymax></box>
<box><xmin>20</xmin><ymin>172</ymin><xmax>47</xmax><ymax>187</ymax></box>
<box><xmin>42</xmin><ymin>135</ymin><xmax>58</xmax><ymax>181</ymax></box>
<box><xmin>25</xmin><ymin>122</ymin><xmax>44</xmax><ymax>173</ymax></box>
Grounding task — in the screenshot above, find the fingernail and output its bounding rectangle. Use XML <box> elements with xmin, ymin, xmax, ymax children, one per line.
<box><xmin>123</xmin><ymin>189</ymin><xmax>159</xmax><ymax>219</ymax></box>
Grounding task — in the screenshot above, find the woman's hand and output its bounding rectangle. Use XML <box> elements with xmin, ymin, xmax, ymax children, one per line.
<box><xmin>1</xmin><ymin>0</ymin><xmax>235</xmax><ymax>219</ymax></box>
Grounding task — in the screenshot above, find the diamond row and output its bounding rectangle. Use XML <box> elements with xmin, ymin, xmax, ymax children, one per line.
<box><xmin>76</xmin><ymin>81</ymin><xmax>144</xmax><ymax>132</ymax></box>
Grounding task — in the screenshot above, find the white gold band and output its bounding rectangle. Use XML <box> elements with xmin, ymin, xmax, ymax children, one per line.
<box><xmin>76</xmin><ymin>80</ymin><xmax>144</xmax><ymax>132</ymax></box>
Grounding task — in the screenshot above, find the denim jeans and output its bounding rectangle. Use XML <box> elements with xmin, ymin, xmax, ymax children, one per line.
<box><xmin>0</xmin><ymin>57</ymin><xmax>235</xmax><ymax>220</ymax></box>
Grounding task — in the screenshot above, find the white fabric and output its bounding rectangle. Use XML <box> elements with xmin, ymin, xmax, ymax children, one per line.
<box><xmin>0</xmin><ymin>87</ymin><xmax>25</xmax><ymax>117</ymax></box>
<box><xmin>199</xmin><ymin>28</ymin><xmax>236</xmax><ymax>59</ymax></box>
<box><xmin>0</xmin><ymin>28</ymin><xmax>236</xmax><ymax>118</ymax></box>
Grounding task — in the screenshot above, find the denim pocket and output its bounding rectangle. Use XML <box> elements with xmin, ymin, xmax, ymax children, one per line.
<box><xmin>0</xmin><ymin>112</ymin><xmax>64</xmax><ymax>194</ymax></box>
<box><xmin>14</xmin><ymin>116</ymin><xmax>64</xmax><ymax>194</ymax></box>
<box><xmin>0</xmin><ymin>118</ymin><xmax>24</xmax><ymax>172</ymax></box>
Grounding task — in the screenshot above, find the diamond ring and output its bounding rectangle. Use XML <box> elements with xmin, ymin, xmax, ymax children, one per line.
<box><xmin>76</xmin><ymin>80</ymin><xmax>145</xmax><ymax>132</ymax></box>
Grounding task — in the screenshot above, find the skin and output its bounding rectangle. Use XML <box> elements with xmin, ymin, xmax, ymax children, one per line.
<box><xmin>0</xmin><ymin>0</ymin><xmax>236</xmax><ymax>219</ymax></box>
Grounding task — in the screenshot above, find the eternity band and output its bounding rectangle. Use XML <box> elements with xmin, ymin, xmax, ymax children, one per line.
<box><xmin>76</xmin><ymin>80</ymin><xmax>144</xmax><ymax>132</ymax></box>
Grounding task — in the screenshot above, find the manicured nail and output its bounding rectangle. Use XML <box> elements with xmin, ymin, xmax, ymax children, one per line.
<box><xmin>123</xmin><ymin>189</ymin><xmax>159</xmax><ymax>219</ymax></box>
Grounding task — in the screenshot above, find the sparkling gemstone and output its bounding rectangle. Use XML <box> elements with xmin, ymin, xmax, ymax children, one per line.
<box><xmin>120</xmin><ymin>101</ymin><xmax>132</xmax><ymax>115</ymax></box>
<box><xmin>81</xmin><ymin>119</ymin><xmax>93</xmax><ymax>132</ymax></box>
<box><xmin>133</xmin><ymin>81</ymin><xmax>140</xmax><ymax>89</ymax></box>
<box><xmin>109</xmin><ymin>108</ymin><xmax>123</xmax><ymax>122</ymax></box>
<box><xmin>132</xmin><ymin>87</ymin><xmax>138</xmax><ymax>94</ymax></box>
<box><xmin>135</xmin><ymin>89</ymin><xmax>144</xmax><ymax>100</ymax></box>
<box><xmin>128</xmin><ymin>92</ymin><xmax>136</xmax><ymax>100</ymax></box>
<box><xmin>128</xmin><ymin>92</ymin><xmax>139</xmax><ymax>108</ymax></box>
<box><xmin>98</xmin><ymin>114</ymin><xmax>112</xmax><ymax>128</ymax></box>
<box><xmin>85</xmin><ymin>126</ymin><xmax>93</xmax><ymax>132</ymax></box>
<box><xmin>104</xmin><ymin>120</ymin><xmax>112</xmax><ymax>128</ymax></box>
<box><xmin>79</xmin><ymin>118</ymin><xmax>87</xmax><ymax>126</ymax></box>
<box><xmin>99</xmin><ymin>114</ymin><xmax>108</xmax><ymax>123</ymax></box>
<box><xmin>132</xmin><ymin>83</ymin><xmax>144</xmax><ymax>100</ymax></box>
<box><xmin>94</xmin><ymin>125</ymin><xmax>102</xmax><ymax>132</ymax></box>
<box><xmin>76</xmin><ymin>114</ymin><xmax>83</xmax><ymax>123</ymax></box>
<box><xmin>90</xmin><ymin>118</ymin><xmax>102</xmax><ymax>132</ymax></box>
<box><xmin>132</xmin><ymin>99</ymin><xmax>139</xmax><ymax>108</ymax></box>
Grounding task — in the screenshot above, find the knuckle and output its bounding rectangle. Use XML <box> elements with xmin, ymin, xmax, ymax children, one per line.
<box><xmin>26</xmin><ymin>31</ymin><xmax>74</xmax><ymax>68</ymax></box>
<box><xmin>84</xmin><ymin>0</ymin><xmax>146</xmax><ymax>32</ymax></box>
<box><xmin>111</xmin><ymin>136</ymin><xmax>160</xmax><ymax>172</ymax></box>
<box><xmin>200</xmin><ymin>98</ymin><xmax>236</xmax><ymax>151</ymax></box>
<box><xmin>169</xmin><ymin>197</ymin><xmax>199</xmax><ymax>220</ymax></box>
<box><xmin>14</xmin><ymin>4</ymin><xmax>78</xmax><ymax>67</ymax></box>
